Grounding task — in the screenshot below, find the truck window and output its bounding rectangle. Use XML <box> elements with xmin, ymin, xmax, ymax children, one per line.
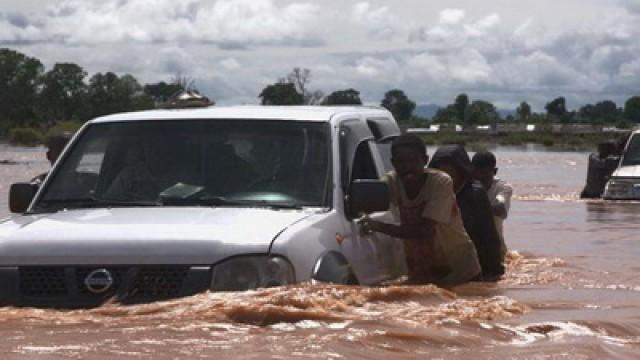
<box><xmin>374</xmin><ymin>141</ymin><xmax>393</xmax><ymax>173</ymax></box>
<box><xmin>37</xmin><ymin>120</ymin><xmax>331</xmax><ymax>208</ymax></box>
<box><xmin>351</xmin><ymin>141</ymin><xmax>378</xmax><ymax>181</ymax></box>
<box><xmin>622</xmin><ymin>134</ymin><xmax>640</xmax><ymax>166</ymax></box>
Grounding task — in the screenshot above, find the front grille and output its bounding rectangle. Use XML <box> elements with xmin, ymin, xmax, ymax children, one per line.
<box><xmin>17</xmin><ymin>266</ymin><xmax>199</xmax><ymax>304</ymax></box>
<box><xmin>19</xmin><ymin>267</ymin><xmax>67</xmax><ymax>297</ymax></box>
<box><xmin>132</xmin><ymin>267</ymin><xmax>189</xmax><ymax>297</ymax></box>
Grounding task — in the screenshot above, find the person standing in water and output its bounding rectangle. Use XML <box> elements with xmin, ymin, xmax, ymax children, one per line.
<box><xmin>359</xmin><ymin>135</ymin><xmax>481</xmax><ymax>285</ymax></box>
<box><xmin>429</xmin><ymin>145</ymin><xmax>505</xmax><ymax>280</ymax></box>
<box><xmin>31</xmin><ymin>132</ymin><xmax>72</xmax><ymax>185</ymax></box>
<box><xmin>580</xmin><ymin>140</ymin><xmax>619</xmax><ymax>199</ymax></box>
<box><xmin>471</xmin><ymin>150</ymin><xmax>512</xmax><ymax>258</ymax></box>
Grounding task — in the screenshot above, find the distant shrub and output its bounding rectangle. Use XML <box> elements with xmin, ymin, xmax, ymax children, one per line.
<box><xmin>8</xmin><ymin>127</ymin><xmax>44</xmax><ymax>146</ymax></box>
<box><xmin>46</xmin><ymin>121</ymin><xmax>81</xmax><ymax>138</ymax></box>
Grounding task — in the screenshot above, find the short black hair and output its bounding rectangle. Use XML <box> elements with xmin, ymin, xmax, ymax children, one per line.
<box><xmin>471</xmin><ymin>150</ymin><xmax>496</xmax><ymax>169</ymax></box>
<box><xmin>45</xmin><ymin>132</ymin><xmax>72</xmax><ymax>150</ymax></box>
<box><xmin>391</xmin><ymin>134</ymin><xmax>426</xmax><ymax>157</ymax></box>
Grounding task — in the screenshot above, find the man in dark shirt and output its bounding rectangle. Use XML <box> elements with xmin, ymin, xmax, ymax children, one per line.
<box><xmin>429</xmin><ymin>144</ymin><xmax>504</xmax><ymax>280</ymax></box>
<box><xmin>580</xmin><ymin>141</ymin><xmax>619</xmax><ymax>199</ymax></box>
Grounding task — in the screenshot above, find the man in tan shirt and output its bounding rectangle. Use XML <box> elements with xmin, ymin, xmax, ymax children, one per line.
<box><xmin>360</xmin><ymin>135</ymin><xmax>481</xmax><ymax>285</ymax></box>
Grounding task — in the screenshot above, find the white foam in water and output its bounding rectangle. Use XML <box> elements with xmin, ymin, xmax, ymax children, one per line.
<box><xmin>495</xmin><ymin>321</ymin><xmax>632</xmax><ymax>347</ymax></box>
<box><xmin>19</xmin><ymin>345</ymin><xmax>92</xmax><ymax>354</ymax></box>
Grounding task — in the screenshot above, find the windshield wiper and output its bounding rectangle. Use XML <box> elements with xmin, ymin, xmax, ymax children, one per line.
<box><xmin>161</xmin><ymin>195</ymin><xmax>303</xmax><ymax>209</ymax></box>
<box><xmin>34</xmin><ymin>196</ymin><xmax>160</xmax><ymax>211</ymax></box>
<box><xmin>245</xmin><ymin>200</ymin><xmax>304</xmax><ymax>210</ymax></box>
<box><xmin>160</xmin><ymin>195</ymin><xmax>245</xmax><ymax>207</ymax></box>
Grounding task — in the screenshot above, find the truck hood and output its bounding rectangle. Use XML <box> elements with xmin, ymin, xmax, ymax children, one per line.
<box><xmin>0</xmin><ymin>207</ymin><xmax>313</xmax><ymax>265</ymax></box>
<box><xmin>611</xmin><ymin>165</ymin><xmax>640</xmax><ymax>178</ymax></box>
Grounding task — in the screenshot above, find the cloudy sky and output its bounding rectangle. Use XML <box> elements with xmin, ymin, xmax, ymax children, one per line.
<box><xmin>1</xmin><ymin>0</ymin><xmax>639</xmax><ymax>111</ymax></box>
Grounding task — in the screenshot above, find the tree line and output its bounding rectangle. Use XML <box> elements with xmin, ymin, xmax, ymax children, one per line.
<box><xmin>0</xmin><ymin>48</ymin><xmax>192</xmax><ymax>133</ymax></box>
<box><xmin>2</xmin><ymin>48</ymin><xmax>640</xmax><ymax>136</ymax></box>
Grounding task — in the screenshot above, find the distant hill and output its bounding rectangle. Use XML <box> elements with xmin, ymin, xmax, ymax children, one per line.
<box><xmin>414</xmin><ymin>104</ymin><xmax>441</xmax><ymax>118</ymax></box>
<box><xmin>498</xmin><ymin>108</ymin><xmax>516</xmax><ymax>119</ymax></box>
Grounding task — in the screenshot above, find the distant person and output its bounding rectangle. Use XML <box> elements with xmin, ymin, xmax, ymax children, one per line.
<box><xmin>105</xmin><ymin>136</ymin><xmax>182</xmax><ymax>201</ymax></box>
<box><xmin>429</xmin><ymin>145</ymin><xmax>505</xmax><ymax>280</ymax></box>
<box><xmin>358</xmin><ymin>135</ymin><xmax>481</xmax><ymax>285</ymax></box>
<box><xmin>31</xmin><ymin>132</ymin><xmax>72</xmax><ymax>185</ymax></box>
<box><xmin>471</xmin><ymin>151</ymin><xmax>512</xmax><ymax>258</ymax></box>
<box><xmin>580</xmin><ymin>141</ymin><xmax>619</xmax><ymax>199</ymax></box>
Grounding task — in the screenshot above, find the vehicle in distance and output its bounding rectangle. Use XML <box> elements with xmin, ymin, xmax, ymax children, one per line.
<box><xmin>603</xmin><ymin>128</ymin><xmax>640</xmax><ymax>200</ymax></box>
<box><xmin>1</xmin><ymin>106</ymin><xmax>407</xmax><ymax>307</ymax></box>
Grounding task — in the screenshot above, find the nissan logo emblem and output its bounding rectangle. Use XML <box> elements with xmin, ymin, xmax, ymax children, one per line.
<box><xmin>84</xmin><ymin>268</ymin><xmax>114</xmax><ymax>294</ymax></box>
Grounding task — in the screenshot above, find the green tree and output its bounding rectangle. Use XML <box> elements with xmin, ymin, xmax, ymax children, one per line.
<box><xmin>578</xmin><ymin>100</ymin><xmax>620</xmax><ymax>124</ymax></box>
<box><xmin>286</xmin><ymin>67</ymin><xmax>311</xmax><ymax>103</ymax></box>
<box><xmin>143</xmin><ymin>81</ymin><xmax>184</xmax><ymax>104</ymax></box>
<box><xmin>39</xmin><ymin>63</ymin><xmax>88</xmax><ymax>122</ymax></box>
<box><xmin>0</xmin><ymin>48</ymin><xmax>44</xmax><ymax>128</ymax></box>
<box><xmin>454</xmin><ymin>93</ymin><xmax>469</xmax><ymax>123</ymax></box>
<box><xmin>516</xmin><ymin>101</ymin><xmax>531</xmax><ymax>122</ymax></box>
<box><xmin>545</xmin><ymin>97</ymin><xmax>568</xmax><ymax>122</ymax></box>
<box><xmin>593</xmin><ymin>100</ymin><xmax>618</xmax><ymax>123</ymax></box>
<box><xmin>381</xmin><ymin>89</ymin><xmax>416</xmax><ymax>123</ymax></box>
<box><xmin>624</xmin><ymin>96</ymin><xmax>640</xmax><ymax>123</ymax></box>
<box><xmin>432</xmin><ymin>105</ymin><xmax>458</xmax><ymax>123</ymax></box>
<box><xmin>259</xmin><ymin>82</ymin><xmax>304</xmax><ymax>105</ymax></box>
<box><xmin>323</xmin><ymin>88</ymin><xmax>362</xmax><ymax>105</ymax></box>
<box><xmin>467</xmin><ymin>100</ymin><xmax>498</xmax><ymax>126</ymax></box>
<box><xmin>578</xmin><ymin>103</ymin><xmax>595</xmax><ymax>123</ymax></box>
<box><xmin>87</xmin><ymin>72</ymin><xmax>149</xmax><ymax>118</ymax></box>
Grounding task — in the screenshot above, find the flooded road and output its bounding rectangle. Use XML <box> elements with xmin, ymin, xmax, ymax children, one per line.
<box><xmin>0</xmin><ymin>144</ymin><xmax>639</xmax><ymax>359</ymax></box>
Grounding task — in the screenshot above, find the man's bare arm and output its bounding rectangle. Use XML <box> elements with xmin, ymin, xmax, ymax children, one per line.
<box><xmin>492</xmin><ymin>203</ymin><xmax>507</xmax><ymax>218</ymax></box>
<box><xmin>362</xmin><ymin>217</ymin><xmax>436</xmax><ymax>241</ymax></box>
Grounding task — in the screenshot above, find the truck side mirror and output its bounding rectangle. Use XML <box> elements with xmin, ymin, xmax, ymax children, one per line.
<box><xmin>9</xmin><ymin>183</ymin><xmax>38</xmax><ymax>213</ymax></box>
<box><xmin>348</xmin><ymin>179</ymin><xmax>389</xmax><ymax>218</ymax></box>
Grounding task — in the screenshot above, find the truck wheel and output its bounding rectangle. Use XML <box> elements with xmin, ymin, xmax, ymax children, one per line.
<box><xmin>312</xmin><ymin>251</ymin><xmax>359</xmax><ymax>285</ymax></box>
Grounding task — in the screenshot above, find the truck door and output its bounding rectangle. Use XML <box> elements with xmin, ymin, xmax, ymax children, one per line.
<box><xmin>338</xmin><ymin>120</ymin><xmax>405</xmax><ymax>284</ymax></box>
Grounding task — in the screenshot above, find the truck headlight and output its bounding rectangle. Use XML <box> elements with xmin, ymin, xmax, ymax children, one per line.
<box><xmin>604</xmin><ymin>179</ymin><xmax>639</xmax><ymax>199</ymax></box>
<box><xmin>210</xmin><ymin>256</ymin><xmax>295</xmax><ymax>291</ymax></box>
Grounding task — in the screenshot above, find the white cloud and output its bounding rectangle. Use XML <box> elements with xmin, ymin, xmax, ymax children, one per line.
<box><xmin>0</xmin><ymin>0</ymin><xmax>323</xmax><ymax>48</ymax></box>
<box><xmin>351</xmin><ymin>2</ymin><xmax>401</xmax><ymax>40</ymax></box>
<box><xmin>439</xmin><ymin>9</ymin><xmax>465</xmax><ymax>25</ymax></box>
<box><xmin>3</xmin><ymin>0</ymin><xmax>640</xmax><ymax>110</ymax></box>
<box><xmin>219</xmin><ymin>58</ymin><xmax>241</xmax><ymax>71</ymax></box>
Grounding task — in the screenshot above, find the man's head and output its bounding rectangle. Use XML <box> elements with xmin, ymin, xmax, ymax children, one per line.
<box><xmin>391</xmin><ymin>134</ymin><xmax>428</xmax><ymax>189</ymax></box>
<box><xmin>597</xmin><ymin>141</ymin><xmax>616</xmax><ymax>158</ymax></box>
<box><xmin>429</xmin><ymin>144</ymin><xmax>472</xmax><ymax>191</ymax></box>
<box><xmin>471</xmin><ymin>150</ymin><xmax>497</xmax><ymax>191</ymax></box>
<box><xmin>45</xmin><ymin>132</ymin><xmax>72</xmax><ymax>165</ymax></box>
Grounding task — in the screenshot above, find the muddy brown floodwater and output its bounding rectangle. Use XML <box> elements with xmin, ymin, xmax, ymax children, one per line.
<box><xmin>0</xmin><ymin>143</ymin><xmax>639</xmax><ymax>359</ymax></box>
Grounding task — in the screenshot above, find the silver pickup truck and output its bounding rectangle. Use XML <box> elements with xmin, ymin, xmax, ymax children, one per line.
<box><xmin>603</xmin><ymin>128</ymin><xmax>640</xmax><ymax>200</ymax></box>
<box><xmin>1</xmin><ymin>106</ymin><xmax>407</xmax><ymax>307</ymax></box>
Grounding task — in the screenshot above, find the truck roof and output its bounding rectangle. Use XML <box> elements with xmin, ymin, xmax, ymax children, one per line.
<box><xmin>89</xmin><ymin>105</ymin><xmax>394</xmax><ymax>124</ymax></box>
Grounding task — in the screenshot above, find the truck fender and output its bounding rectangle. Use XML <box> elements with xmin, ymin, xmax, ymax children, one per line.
<box><xmin>312</xmin><ymin>251</ymin><xmax>359</xmax><ymax>285</ymax></box>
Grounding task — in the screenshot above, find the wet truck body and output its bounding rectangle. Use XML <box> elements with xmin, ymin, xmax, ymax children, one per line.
<box><xmin>603</xmin><ymin>129</ymin><xmax>640</xmax><ymax>200</ymax></box>
<box><xmin>0</xmin><ymin>106</ymin><xmax>407</xmax><ymax>307</ymax></box>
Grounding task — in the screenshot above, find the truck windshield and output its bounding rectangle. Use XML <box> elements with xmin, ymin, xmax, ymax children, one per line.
<box><xmin>622</xmin><ymin>134</ymin><xmax>640</xmax><ymax>166</ymax></box>
<box><xmin>37</xmin><ymin>120</ymin><xmax>331</xmax><ymax>210</ymax></box>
